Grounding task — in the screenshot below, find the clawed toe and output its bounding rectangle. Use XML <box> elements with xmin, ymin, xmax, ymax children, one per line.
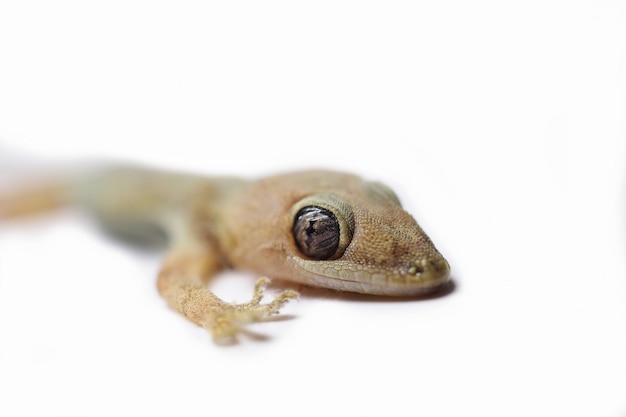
<box><xmin>201</xmin><ymin>278</ymin><xmax>299</xmax><ymax>344</ymax></box>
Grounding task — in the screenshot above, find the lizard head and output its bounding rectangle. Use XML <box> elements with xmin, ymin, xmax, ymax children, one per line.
<box><xmin>223</xmin><ymin>171</ymin><xmax>451</xmax><ymax>297</ymax></box>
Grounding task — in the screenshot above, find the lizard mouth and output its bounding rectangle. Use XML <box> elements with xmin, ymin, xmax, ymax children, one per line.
<box><xmin>289</xmin><ymin>256</ymin><xmax>450</xmax><ymax>296</ymax></box>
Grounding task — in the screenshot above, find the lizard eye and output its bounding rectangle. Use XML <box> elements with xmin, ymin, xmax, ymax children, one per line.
<box><xmin>293</xmin><ymin>206</ymin><xmax>340</xmax><ymax>260</ymax></box>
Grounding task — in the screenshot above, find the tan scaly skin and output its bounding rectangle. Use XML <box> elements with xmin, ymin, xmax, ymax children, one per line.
<box><xmin>0</xmin><ymin>166</ymin><xmax>451</xmax><ymax>344</ymax></box>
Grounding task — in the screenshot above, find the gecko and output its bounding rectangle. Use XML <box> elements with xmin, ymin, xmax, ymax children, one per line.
<box><xmin>0</xmin><ymin>166</ymin><xmax>451</xmax><ymax>344</ymax></box>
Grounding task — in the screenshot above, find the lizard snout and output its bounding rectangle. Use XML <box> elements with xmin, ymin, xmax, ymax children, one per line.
<box><xmin>408</xmin><ymin>257</ymin><xmax>450</xmax><ymax>278</ymax></box>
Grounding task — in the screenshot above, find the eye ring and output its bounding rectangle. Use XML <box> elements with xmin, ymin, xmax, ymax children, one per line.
<box><xmin>291</xmin><ymin>195</ymin><xmax>354</xmax><ymax>261</ymax></box>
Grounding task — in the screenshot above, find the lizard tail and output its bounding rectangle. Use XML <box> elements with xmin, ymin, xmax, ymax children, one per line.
<box><xmin>0</xmin><ymin>176</ymin><xmax>75</xmax><ymax>219</ymax></box>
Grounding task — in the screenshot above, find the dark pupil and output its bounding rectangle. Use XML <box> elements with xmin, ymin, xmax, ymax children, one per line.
<box><xmin>293</xmin><ymin>206</ymin><xmax>340</xmax><ymax>260</ymax></box>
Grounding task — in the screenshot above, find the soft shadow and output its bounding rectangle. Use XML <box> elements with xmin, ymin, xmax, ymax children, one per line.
<box><xmin>216</xmin><ymin>315</ymin><xmax>298</xmax><ymax>346</ymax></box>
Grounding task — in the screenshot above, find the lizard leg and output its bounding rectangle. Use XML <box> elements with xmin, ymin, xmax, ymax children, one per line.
<box><xmin>156</xmin><ymin>243</ymin><xmax>298</xmax><ymax>345</ymax></box>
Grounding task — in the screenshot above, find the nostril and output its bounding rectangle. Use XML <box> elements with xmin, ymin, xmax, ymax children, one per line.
<box><xmin>408</xmin><ymin>259</ymin><xmax>450</xmax><ymax>276</ymax></box>
<box><xmin>408</xmin><ymin>262</ymin><xmax>426</xmax><ymax>275</ymax></box>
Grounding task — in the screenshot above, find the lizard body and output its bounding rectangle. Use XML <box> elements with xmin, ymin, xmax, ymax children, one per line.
<box><xmin>0</xmin><ymin>166</ymin><xmax>450</xmax><ymax>344</ymax></box>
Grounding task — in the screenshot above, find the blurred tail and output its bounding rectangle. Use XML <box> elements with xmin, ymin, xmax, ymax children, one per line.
<box><xmin>0</xmin><ymin>177</ymin><xmax>74</xmax><ymax>219</ymax></box>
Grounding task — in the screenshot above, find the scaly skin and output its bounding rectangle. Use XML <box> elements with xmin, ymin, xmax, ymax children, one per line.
<box><xmin>0</xmin><ymin>166</ymin><xmax>451</xmax><ymax>344</ymax></box>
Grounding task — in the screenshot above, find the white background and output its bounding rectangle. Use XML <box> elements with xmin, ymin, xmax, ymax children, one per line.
<box><xmin>0</xmin><ymin>1</ymin><xmax>625</xmax><ymax>416</ymax></box>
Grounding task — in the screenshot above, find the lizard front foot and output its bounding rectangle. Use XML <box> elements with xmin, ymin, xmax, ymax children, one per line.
<box><xmin>201</xmin><ymin>277</ymin><xmax>299</xmax><ymax>345</ymax></box>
